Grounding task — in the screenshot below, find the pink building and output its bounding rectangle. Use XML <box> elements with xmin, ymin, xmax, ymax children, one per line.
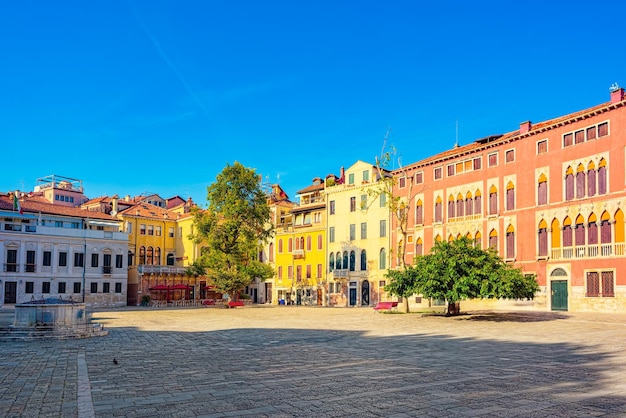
<box><xmin>393</xmin><ymin>86</ymin><xmax>626</xmax><ymax>313</ymax></box>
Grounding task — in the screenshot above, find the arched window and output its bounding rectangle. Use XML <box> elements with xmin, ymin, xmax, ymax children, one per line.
<box><xmin>349</xmin><ymin>251</ymin><xmax>356</xmax><ymax>271</ymax></box>
<box><xmin>489</xmin><ymin>229</ymin><xmax>498</xmax><ymax>250</ymax></box>
<box><xmin>342</xmin><ymin>251</ymin><xmax>349</xmax><ymax>269</ymax></box>
<box><xmin>278</xmin><ymin>239</ymin><xmax>283</xmax><ymax>253</ymax></box>
<box><xmin>538</xmin><ymin>220</ymin><xmax>548</xmax><ymax>257</ymax></box>
<box><xmin>448</xmin><ymin>234</ymin><xmax>455</xmax><ymax>242</ymax></box>
<box><xmin>301</xmin><ymin>237</ymin><xmax>305</xmax><ymax>251</ymax></box>
<box><xmin>576</xmin><ymin>164</ymin><xmax>586</xmax><ymax>199</ymax></box>
<box><xmin>379</xmin><ymin>248</ymin><xmax>386</xmax><ymax>269</ymax></box>
<box><xmin>551</xmin><ymin>218</ymin><xmax>561</xmax><ymax>249</ymax></box>
<box><xmin>329</xmin><ymin>253</ymin><xmax>335</xmax><ymax>272</ymax></box>
<box><xmin>506</xmin><ymin>181</ymin><xmax>515</xmax><ymax>211</ymax></box>
<box><xmin>336</xmin><ymin>252</ymin><xmax>341</xmax><ymax>269</ymax></box>
<box><xmin>456</xmin><ymin>193</ymin><xmax>464</xmax><ymax>217</ymax></box>
<box><xmin>565</xmin><ymin>166</ymin><xmax>574</xmax><ymax>200</ymax></box>
<box><xmin>434</xmin><ymin>196</ymin><xmax>443</xmax><ymax>222</ymax></box>
<box><xmin>306</xmin><ymin>236</ymin><xmax>311</xmax><ymax>251</ymax></box>
<box><xmin>360</xmin><ymin>250</ymin><xmax>367</xmax><ymax>270</ymax></box>
<box><xmin>146</xmin><ymin>246</ymin><xmax>154</xmax><ymax>265</ymax></box>
<box><xmin>575</xmin><ymin>215</ymin><xmax>585</xmax><ymax>247</ymax></box>
<box><xmin>128</xmin><ymin>250</ymin><xmax>134</xmax><ymax>267</ymax></box>
<box><xmin>269</xmin><ymin>243</ymin><xmax>274</xmax><ymax>262</ymax></box>
<box><xmin>562</xmin><ymin>217</ymin><xmax>573</xmax><ymax>248</ymax></box>
<box><xmin>585</xmin><ymin>161</ymin><xmax>596</xmax><ymax>197</ymax></box>
<box><xmin>474</xmin><ymin>190</ymin><xmax>482</xmax><ymax>215</ymax></box>
<box><xmin>474</xmin><ymin>231</ymin><xmax>482</xmax><ymax>248</ymax></box>
<box><xmin>435</xmin><ymin>234</ymin><xmax>442</xmax><ymax>243</ymax></box>
<box><xmin>615</xmin><ymin>209</ymin><xmax>625</xmax><ymax>245</ymax></box>
<box><xmin>448</xmin><ymin>194</ymin><xmax>455</xmax><ymax>219</ymax></box>
<box><xmin>166</xmin><ymin>253</ymin><xmax>175</xmax><ymax>266</ymax></box>
<box><xmin>415</xmin><ymin>238</ymin><xmax>423</xmax><ymax>256</ymax></box>
<box><xmin>415</xmin><ymin>199</ymin><xmax>423</xmax><ymax>225</ymax></box>
<box><xmin>489</xmin><ymin>185</ymin><xmax>498</xmax><ymax>215</ymax></box>
<box><xmin>506</xmin><ymin>225</ymin><xmax>515</xmax><ymax>259</ymax></box>
<box><xmin>588</xmin><ymin>213</ymin><xmax>598</xmax><ymax>248</ymax></box>
<box><xmin>600</xmin><ymin>211</ymin><xmax>611</xmax><ymax>244</ymax></box>
<box><xmin>288</xmin><ymin>238</ymin><xmax>293</xmax><ymax>252</ymax></box>
<box><xmin>154</xmin><ymin>247</ymin><xmax>161</xmax><ymax>265</ymax></box>
<box><xmin>538</xmin><ymin>173</ymin><xmax>548</xmax><ymax>205</ymax></box>
<box><xmin>317</xmin><ymin>234</ymin><xmax>323</xmax><ymax>250</ymax></box>
<box><xmin>598</xmin><ymin>158</ymin><xmax>607</xmax><ymax>195</ymax></box>
<box><xmin>465</xmin><ymin>192</ymin><xmax>473</xmax><ymax>216</ymax></box>
<box><xmin>139</xmin><ymin>246</ymin><xmax>146</xmax><ymax>265</ymax></box>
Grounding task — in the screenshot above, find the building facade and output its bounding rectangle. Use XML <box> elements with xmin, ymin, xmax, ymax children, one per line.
<box><xmin>393</xmin><ymin>87</ymin><xmax>626</xmax><ymax>313</ymax></box>
<box><xmin>0</xmin><ymin>192</ymin><xmax>128</xmax><ymax>308</ymax></box>
<box><xmin>325</xmin><ymin>162</ymin><xmax>392</xmax><ymax>306</ymax></box>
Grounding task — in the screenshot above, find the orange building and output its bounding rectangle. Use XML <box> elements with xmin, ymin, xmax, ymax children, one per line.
<box><xmin>393</xmin><ymin>86</ymin><xmax>626</xmax><ymax>313</ymax></box>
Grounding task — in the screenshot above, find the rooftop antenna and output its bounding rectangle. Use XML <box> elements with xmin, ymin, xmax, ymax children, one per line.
<box><xmin>454</xmin><ymin>120</ymin><xmax>459</xmax><ymax>148</ymax></box>
<box><xmin>609</xmin><ymin>82</ymin><xmax>620</xmax><ymax>92</ymax></box>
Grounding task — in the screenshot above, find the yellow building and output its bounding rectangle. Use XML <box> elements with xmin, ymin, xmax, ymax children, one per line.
<box><xmin>325</xmin><ymin>161</ymin><xmax>392</xmax><ymax>306</ymax></box>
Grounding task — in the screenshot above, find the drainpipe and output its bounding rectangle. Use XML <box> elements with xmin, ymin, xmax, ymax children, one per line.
<box><xmin>82</xmin><ymin>218</ymin><xmax>87</xmax><ymax>303</ymax></box>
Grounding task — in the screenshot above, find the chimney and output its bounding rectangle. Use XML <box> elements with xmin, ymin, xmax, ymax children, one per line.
<box><xmin>111</xmin><ymin>194</ymin><xmax>119</xmax><ymax>215</ymax></box>
<box><xmin>611</xmin><ymin>86</ymin><xmax>625</xmax><ymax>104</ymax></box>
<box><xmin>520</xmin><ymin>120</ymin><xmax>532</xmax><ymax>134</ymax></box>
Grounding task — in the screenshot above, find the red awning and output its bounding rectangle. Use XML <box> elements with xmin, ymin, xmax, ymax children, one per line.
<box><xmin>170</xmin><ymin>284</ymin><xmax>191</xmax><ymax>290</ymax></box>
<box><xmin>149</xmin><ymin>285</ymin><xmax>169</xmax><ymax>291</ymax></box>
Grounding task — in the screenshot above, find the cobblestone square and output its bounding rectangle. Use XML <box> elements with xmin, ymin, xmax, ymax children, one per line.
<box><xmin>2</xmin><ymin>306</ymin><xmax>626</xmax><ymax>417</ymax></box>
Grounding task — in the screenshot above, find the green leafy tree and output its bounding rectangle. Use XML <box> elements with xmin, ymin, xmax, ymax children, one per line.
<box><xmin>386</xmin><ymin>237</ymin><xmax>539</xmax><ymax>315</ymax></box>
<box><xmin>190</xmin><ymin>162</ymin><xmax>274</xmax><ymax>299</ymax></box>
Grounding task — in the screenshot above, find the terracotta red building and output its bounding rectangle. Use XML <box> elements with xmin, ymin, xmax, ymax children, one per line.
<box><xmin>392</xmin><ymin>86</ymin><xmax>626</xmax><ymax>313</ymax></box>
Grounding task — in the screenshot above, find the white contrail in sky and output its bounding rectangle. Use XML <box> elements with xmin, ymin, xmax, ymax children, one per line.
<box><xmin>132</xmin><ymin>8</ymin><xmax>210</xmax><ymax>117</ymax></box>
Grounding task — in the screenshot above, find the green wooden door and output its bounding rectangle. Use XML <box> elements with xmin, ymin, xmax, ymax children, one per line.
<box><xmin>551</xmin><ymin>280</ymin><xmax>568</xmax><ymax>311</ymax></box>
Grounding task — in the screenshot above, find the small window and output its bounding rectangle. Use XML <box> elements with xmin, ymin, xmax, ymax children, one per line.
<box><xmin>399</xmin><ymin>177</ymin><xmax>406</xmax><ymax>188</ymax></box>
<box><xmin>58</xmin><ymin>282</ymin><xmax>66</xmax><ymax>293</ymax></box>
<box><xmin>563</xmin><ymin>133</ymin><xmax>573</xmax><ymax>147</ymax></box>
<box><xmin>73</xmin><ymin>282</ymin><xmax>81</xmax><ymax>294</ymax></box>
<box><xmin>362</xmin><ymin>170</ymin><xmax>369</xmax><ymax>182</ymax></box>
<box><xmin>380</xmin><ymin>220</ymin><xmax>387</xmax><ymax>238</ymax></box>
<box><xmin>598</xmin><ymin>122</ymin><xmax>609</xmax><ymax>137</ymax></box>
<box><xmin>379</xmin><ymin>194</ymin><xmax>386</xmax><ymax>207</ymax></box>
<box><xmin>329</xmin><ymin>200</ymin><xmax>335</xmax><ymax>215</ymax></box>
<box><xmin>155</xmin><ymin>226</ymin><xmax>162</xmax><ymax>236</ymax></box>
<box><xmin>168</xmin><ymin>227</ymin><xmax>174</xmax><ymax>237</ymax></box>
<box><xmin>90</xmin><ymin>282</ymin><xmax>98</xmax><ymax>293</ymax></box>
<box><xmin>505</xmin><ymin>149</ymin><xmax>515</xmax><ymax>163</ymax></box>
<box><xmin>473</xmin><ymin>157</ymin><xmax>482</xmax><ymax>170</ymax></box>
<box><xmin>348</xmin><ymin>173</ymin><xmax>355</xmax><ymax>185</ymax></box>
<box><xmin>360</xmin><ymin>222</ymin><xmax>367</xmax><ymax>239</ymax></box>
<box><xmin>91</xmin><ymin>253</ymin><xmax>99</xmax><ymax>268</ymax></box>
<box><xmin>447</xmin><ymin>165</ymin><xmax>455</xmax><ymax>177</ymax></box>
<box><xmin>350</xmin><ymin>197</ymin><xmax>356</xmax><ymax>212</ymax></box>
<box><xmin>586</xmin><ymin>126</ymin><xmax>597</xmax><ymax>141</ymax></box>
<box><xmin>25</xmin><ymin>282</ymin><xmax>34</xmax><ymax>293</ymax></box>
<box><xmin>147</xmin><ymin>225</ymin><xmax>154</xmax><ymax>236</ymax></box>
<box><xmin>434</xmin><ymin>167</ymin><xmax>442</xmax><ymax>180</ymax></box>
<box><xmin>140</xmin><ymin>224</ymin><xmax>146</xmax><ymax>235</ymax></box>
<box><xmin>74</xmin><ymin>252</ymin><xmax>84</xmax><ymax>267</ymax></box>
<box><xmin>58</xmin><ymin>252</ymin><xmax>68</xmax><ymax>267</ymax></box>
<box><xmin>116</xmin><ymin>254</ymin><xmax>123</xmax><ymax>269</ymax></box>
<box><xmin>488</xmin><ymin>153</ymin><xmax>498</xmax><ymax>167</ymax></box>
<box><xmin>574</xmin><ymin>130</ymin><xmax>585</xmax><ymax>144</ymax></box>
<box><xmin>537</xmin><ymin>140</ymin><xmax>547</xmax><ymax>154</ymax></box>
<box><xmin>415</xmin><ymin>172</ymin><xmax>423</xmax><ymax>184</ymax></box>
<box><xmin>349</xmin><ymin>224</ymin><xmax>356</xmax><ymax>241</ymax></box>
<box><xmin>103</xmin><ymin>282</ymin><xmax>110</xmax><ymax>293</ymax></box>
<box><xmin>115</xmin><ymin>282</ymin><xmax>122</xmax><ymax>293</ymax></box>
<box><xmin>329</xmin><ymin>227</ymin><xmax>335</xmax><ymax>243</ymax></box>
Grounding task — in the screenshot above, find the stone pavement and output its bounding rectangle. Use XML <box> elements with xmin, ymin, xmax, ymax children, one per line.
<box><xmin>1</xmin><ymin>305</ymin><xmax>626</xmax><ymax>417</ymax></box>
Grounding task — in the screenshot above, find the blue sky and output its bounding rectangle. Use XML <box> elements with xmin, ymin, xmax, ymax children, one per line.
<box><xmin>1</xmin><ymin>1</ymin><xmax>624</xmax><ymax>205</ymax></box>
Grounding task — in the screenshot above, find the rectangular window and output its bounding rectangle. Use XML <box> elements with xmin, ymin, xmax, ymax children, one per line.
<box><xmin>115</xmin><ymin>282</ymin><xmax>122</xmax><ymax>293</ymax></box>
<box><xmin>329</xmin><ymin>200</ymin><xmax>335</xmax><ymax>215</ymax></box>
<box><xmin>58</xmin><ymin>282</ymin><xmax>66</xmax><ymax>293</ymax></box>
<box><xmin>360</xmin><ymin>222</ymin><xmax>367</xmax><ymax>239</ymax></box>
<box><xmin>168</xmin><ymin>227</ymin><xmax>174</xmax><ymax>237</ymax></box>
<box><xmin>447</xmin><ymin>165</ymin><xmax>455</xmax><ymax>177</ymax></box>
<box><xmin>140</xmin><ymin>224</ymin><xmax>146</xmax><ymax>235</ymax></box>
<box><xmin>147</xmin><ymin>225</ymin><xmax>154</xmax><ymax>236</ymax></box>
<box><xmin>399</xmin><ymin>177</ymin><xmax>407</xmax><ymax>188</ymax></box>
<box><xmin>350</xmin><ymin>197</ymin><xmax>356</xmax><ymax>212</ymax></box>
<box><xmin>116</xmin><ymin>254</ymin><xmax>123</xmax><ymax>269</ymax></box>
<box><xmin>488</xmin><ymin>153</ymin><xmax>498</xmax><ymax>167</ymax></box>
<box><xmin>415</xmin><ymin>172</ymin><xmax>423</xmax><ymax>184</ymax></box>
<box><xmin>329</xmin><ymin>227</ymin><xmax>335</xmax><ymax>243</ymax></box>
<box><xmin>360</xmin><ymin>194</ymin><xmax>367</xmax><ymax>210</ymax></box>
<box><xmin>90</xmin><ymin>282</ymin><xmax>98</xmax><ymax>293</ymax></box>
<box><xmin>155</xmin><ymin>226</ymin><xmax>162</xmax><ymax>236</ymax></box>
<box><xmin>73</xmin><ymin>282</ymin><xmax>81</xmax><ymax>294</ymax></box>
<box><xmin>505</xmin><ymin>149</ymin><xmax>515</xmax><ymax>163</ymax></box>
<box><xmin>317</xmin><ymin>264</ymin><xmax>322</xmax><ymax>278</ymax></box>
<box><xmin>563</xmin><ymin>133</ymin><xmax>573</xmax><ymax>147</ymax></box>
<box><xmin>362</xmin><ymin>170</ymin><xmax>369</xmax><ymax>182</ymax></box>
<box><xmin>601</xmin><ymin>271</ymin><xmax>614</xmax><ymax>297</ymax></box>
<box><xmin>538</xmin><ymin>181</ymin><xmax>548</xmax><ymax>205</ymax></box>
<box><xmin>598</xmin><ymin>122</ymin><xmax>608</xmax><ymax>137</ymax></box>
<box><xmin>348</xmin><ymin>173</ymin><xmax>355</xmax><ymax>184</ymax></box>
<box><xmin>574</xmin><ymin>130</ymin><xmax>585</xmax><ymax>144</ymax></box>
<box><xmin>434</xmin><ymin>167</ymin><xmax>442</xmax><ymax>180</ymax></box>
<box><xmin>25</xmin><ymin>281</ymin><xmax>34</xmax><ymax>293</ymax></box>
<box><xmin>473</xmin><ymin>157</ymin><xmax>482</xmax><ymax>170</ymax></box>
<box><xmin>55</xmin><ymin>221</ymin><xmax>63</xmax><ymax>228</ymax></box>
<box><xmin>506</xmin><ymin>188</ymin><xmax>515</xmax><ymax>211</ymax></box>
<box><xmin>349</xmin><ymin>224</ymin><xmax>356</xmax><ymax>241</ymax></box>
<box><xmin>306</xmin><ymin>264</ymin><xmax>311</xmax><ymax>279</ymax></box>
<box><xmin>278</xmin><ymin>266</ymin><xmax>283</xmax><ymax>279</ymax></box>
<box><xmin>42</xmin><ymin>281</ymin><xmax>51</xmax><ymax>293</ymax></box>
<box><xmin>71</xmin><ymin>222</ymin><xmax>80</xmax><ymax>229</ymax></box>
<box><xmin>103</xmin><ymin>254</ymin><xmax>112</xmax><ymax>274</ymax></box>
<box><xmin>91</xmin><ymin>253</ymin><xmax>99</xmax><ymax>268</ymax></box>
<box><xmin>586</xmin><ymin>126</ymin><xmax>597</xmax><ymax>141</ymax></box>
<box><xmin>74</xmin><ymin>252</ymin><xmax>84</xmax><ymax>267</ymax></box>
<box><xmin>379</xmin><ymin>193</ymin><xmax>386</xmax><ymax>207</ymax></box>
<box><xmin>26</xmin><ymin>250</ymin><xmax>36</xmax><ymax>272</ymax></box>
<box><xmin>537</xmin><ymin>140</ymin><xmax>547</xmax><ymax>154</ymax></box>
<box><xmin>58</xmin><ymin>252</ymin><xmax>67</xmax><ymax>267</ymax></box>
<box><xmin>288</xmin><ymin>266</ymin><xmax>293</xmax><ymax>279</ymax></box>
<box><xmin>103</xmin><ymin>282</ymin><xmax>110</xmax><ymax>293</ymax></box>
<box><xmin>380</xmin><ymin>220</ymin><xmax>387</xmax><ymax>237</ymax></box>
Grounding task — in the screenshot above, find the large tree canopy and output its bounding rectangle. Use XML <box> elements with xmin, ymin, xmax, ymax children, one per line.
<box><xmin>385</xmin><ymin>237</ymin><xmax>539</xmax><ymax>314</ymax></box>
<box><xmin>190</xmin><ymin>162</ymin><xmax>274</xmax><ymax>298</ymax></box>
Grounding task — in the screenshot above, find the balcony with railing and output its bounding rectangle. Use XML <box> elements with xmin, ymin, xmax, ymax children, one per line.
<box><xmin>138</xmin><ymin>265</ymin><xmax>187</xmax><ymax>275</ymax></box>
<box><xmin>292</xmin><ymin>249</ymin><xmax>305</xmax><ymax>259</ymax></box>
<box><xmin>24</xmin><ymin>263</ymin><xmax>36</xmax><ymax>273</ymax></box>
<box><xmin>102</xmin><ymin>266</ymin><xmax>113</xmax><ymax>275</ymax></box>
<box><xmin>551</xmin><ymin>243</ymin><xmax>625</xmax><ymax>260</ymax></box>
<box><xmin>4</xmin><ymin>263</ymin><xmax>19</xmax><ymax>272</ymax></box>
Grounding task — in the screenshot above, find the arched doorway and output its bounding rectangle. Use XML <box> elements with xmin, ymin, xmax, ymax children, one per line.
<box><xmin>550</xmin><ymin>268</ymin><xmax>568</xmax><ymax>311</ymax></box>
<box><xmin>361</xmin><ymin>280</ymin><xmax>370</xmax><ymax>306</ymax></box>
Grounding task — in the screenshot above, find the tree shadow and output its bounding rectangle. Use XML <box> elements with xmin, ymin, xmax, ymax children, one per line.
<box><xmin>459</xmin><ymin>311</ymin><xmax>571</xmax><ymax>322</ymax></box>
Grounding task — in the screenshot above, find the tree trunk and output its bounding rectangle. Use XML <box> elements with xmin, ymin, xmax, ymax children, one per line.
<box><xmin>446</xmin><ymin>301</ymin><xmax>460</xmax><ymax>316</ymax></box>
<box><xmin>402</xmin><ymin>296</ymin><xmax>409</xmax><ymax>313</ymax></box>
